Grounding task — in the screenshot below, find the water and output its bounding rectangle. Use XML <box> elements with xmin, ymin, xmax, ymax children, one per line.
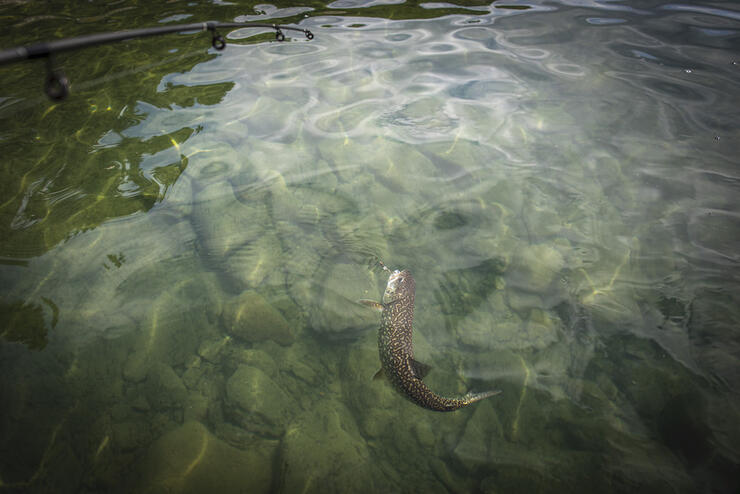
<box><xmin>1</xmin><ymin>1</ymin><xmax>739</xmax><ymax>492</ymax></box>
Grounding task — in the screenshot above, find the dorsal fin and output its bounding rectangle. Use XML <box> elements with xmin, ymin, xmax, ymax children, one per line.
<box><xmin>409</xmin><ymin>359</ymin><xmax>432</xmax><ymax>379</ymax></box>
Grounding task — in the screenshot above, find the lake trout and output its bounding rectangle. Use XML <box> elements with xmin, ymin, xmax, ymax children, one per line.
<box><xmin>360</xmin><ymin>264</ymin><xmax>500</xmax><ymax>411</ymax></box>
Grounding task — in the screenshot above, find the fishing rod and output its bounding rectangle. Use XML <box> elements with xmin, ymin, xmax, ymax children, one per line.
<box><xmin>0</xmin><ymin>21</ymin><xmax>314</xmax><ymax>101</ymax></box>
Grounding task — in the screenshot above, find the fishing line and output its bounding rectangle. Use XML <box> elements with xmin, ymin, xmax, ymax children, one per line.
<box><xmin>0</xmin><ymin>21</ymin><xmax>314</xmax><ymax>101</ymax></box>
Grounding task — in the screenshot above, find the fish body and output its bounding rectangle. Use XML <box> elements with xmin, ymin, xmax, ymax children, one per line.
<box><xmin>366</xmin><ymin>268</ymin><xmax>499</xmax><ymax>412</ymax></box>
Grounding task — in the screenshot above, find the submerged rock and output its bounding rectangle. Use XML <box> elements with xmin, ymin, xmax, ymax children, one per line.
<box><xmin>457</xmin><ymin>314</ymin><xmax>525</xmax><ymax>351</ymax></box>
<box><xmin>190</xmin><ymin>175</ymin><xmax>284</xmax><ymax>291</ymax></box>
<box><xmin>123</xmin><ymin>349</ymin><xmax>153</xmax><ymax>383</ymax></box>
<box><xmin>229</xmin><ymin>347</ymin><xmax>279</xmax><ymax>378</ymax></box>
<box><xmin>112</xmin><ymin>420</ymin><xmax>151</xmax><ymax>453</ymax></box>
<box><xmin>309</xmin><ymin>262</ymin><xmax>379</xmax><ymax>337</ymax></box>
<box><xmin>222</xmin><ymin>290</ymin><xmax>295</xmax><ymax>346</ymax></box>
<box><xmin>509</xmin><ymin>243</ymin><xmax>565</xmax><ymax>293</ymax></box>
<box><xmin>196</xmin><ymin>336</ymin><xmax>231</xmax><ymax>363</ymax></box>
<box><xmin>225</xmin><ymin>232</ymin><xmax>282</xmax><ymax>290</ymax></box>
<box><xmin>524</xmin><ymin>308</ymin><xmax>560</xmax><ymax>350</ymax></box>
<box><xmin>342</xmin><ymin>342</ymin><xmax>399</xmax><ymax>418</ymax></box>
<box><xmin>226</xmin><ymin>365</ymin><xmax>294</xmax><ymax>437</ymax></box>
<box><xmin>453</xmin><ymin>401</ymin><xmax>503</xmax><ymax>471</ymax></box>
<box><xmin>278</xmin><ymin>401</ymin><xmax>386</xmax><ymax>493</ymax></box>
<box><xmin>191</xmin><ymin>181</ymin><xmax>269</xmax><ymax>261</ymax></box>
<box><xmin>145</xmin><ymin>363</ymin><xmax>188</xmax><ymax>411</ymax></box>
<box><xmin>131</xmin><ymin>420</ymin><xmax>275</xmax><ymax>494</ymax></box>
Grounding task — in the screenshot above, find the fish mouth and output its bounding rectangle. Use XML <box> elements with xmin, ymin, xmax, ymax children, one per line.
<box><xmin>383</xmin><ymin>269</ymin><xmax>403</xmax><ymax>302</ymax></box>
<box><xmin>388</xmin><ymin>269</ymin><xmax>403</xmax><ymax>284</ymax></box>
<box><xmin>387</xmin><ymin>270</ymin><xmax>404</xmax><ymax>290</ymax></box>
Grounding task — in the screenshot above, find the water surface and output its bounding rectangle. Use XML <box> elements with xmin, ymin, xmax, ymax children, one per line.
<box><xmin>1</xmin><ymin>0</ymin><xmax>739</xmax><ymax>492</ymax></box>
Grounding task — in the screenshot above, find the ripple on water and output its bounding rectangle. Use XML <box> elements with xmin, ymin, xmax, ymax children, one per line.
<box><xmin>545</xmin><ymin>63</ymin><xmax>586</xmax><ymax>77</ymax></box>
<box><xmin>328</xmin><ymin>0</ymin><xmax>405</xmax><ymax>8</ymax></box>
<box><xmin>234</xmin><ymin>6</ymin><xmax>314</xmax><ymax>22</ymax></box>
<box><xmin>263</xmin><ymin>41</ymin><xmax>325</xmax><ymax>56</ymax></box>
<box><xmin>355</xmin><ymin>40</ymin><xmax>401</xmax><ymax>59</ymax></box>
<box><xmin>586</xmin><ymin>17</ymin><xmax>626</xmax><ymax>25</ymax></box>
<box><xmin>377</xmin><ymin>97</ymin><xmax>459</xmax><ymax>143</ymax></box>
<box><xmin>625</xmin><ymin>73</ymin><xmax>710</xmax><ymax>102</ymax></box>
<box><xmin>385</xmin><ymin>32</ymin><xmax>413</xmax><ymax>42</ymax></box>
<box><xmin>515</xmin><ymin>47</ymin><xmax>550</xmax><ymax>59</ymax></box>
<box><xmin>452</xmin><ymin>26</ymin><xmax>496</xmax><ymax>42</ymax></box>
<box><xmin>416</xmin><ymin>42</ymin><xmax>465</xmax><ymax>55</ymax></box>
<box><xmin>687</xmin><ymin>209</ymin><xmax>740</xmax><ymax>263</ymax></box>
<box><xmin>449</xmin><ymin>80</ymin><xmax>521</xmax><ymax>100</ymax></box>
<box><xmin>311</xmin><ymin>101</ymin><xmax>379</xmax><ymax>136</ymax></box>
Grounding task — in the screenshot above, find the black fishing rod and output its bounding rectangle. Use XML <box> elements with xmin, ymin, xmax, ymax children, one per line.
<box><xmin>0</xmin><ymin>21</ymin><xmax>314</xmax><ymax>101</ymax></box>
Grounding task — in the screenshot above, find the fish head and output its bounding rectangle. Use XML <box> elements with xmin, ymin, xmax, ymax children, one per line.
<box><xmin>383</xmin><ymin>269</ymin><xmax>414</xmax><ymax>304</ymax></box>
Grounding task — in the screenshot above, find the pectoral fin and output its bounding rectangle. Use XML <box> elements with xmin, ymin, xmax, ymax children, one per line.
<box><xmin>410</xmin><ymin>359</ymin><xmax>432</xmax><ymax>379</ymax></box>
<box><xmin>358</xmin><ymin>299</ymin><xmax>383</xmax><ymax>311</ymax></box>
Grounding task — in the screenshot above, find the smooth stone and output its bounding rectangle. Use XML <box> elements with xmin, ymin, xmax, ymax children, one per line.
<box><xmin>181</xmin><ymin>356</ymin><xmax>205</xmax><ymax>390</ymax></box>
<box><xmin>230</xmin><ymin>348</ymin><xmax>279</xmax><ymax>378</ymax></box>
<box><xmin>524</xmin><ymin>308</ymin><xmax>559</xmax><ymax>350</ymax></box>
<box><xmin>184</xmin><ymin>393</ymin><xmax>209</xmax><ymax>422</ymax></box>
<box><xmin>112</xmin><ymin>420</ymin><xmax>150</xmax><ymax>453</ymax></box>
<box><xmin>123</xmin><ymin>350</ymin><xmax>152</xmax><ymax>383</ymax></box>
<box><xmin>452</xmin><ymin>401</ymin><xmax>503</xmax><ymax>471</ymax></box>
<box><xmin>130</xmin><ymin>395</ymin><xmax>151</xmax><ymax>412</ymax></box>
<box><xmin>225</xmin><ymin>232</ymin><xmax>282</xmax><ymax>290</ymax></box>
<box><xmin>197</xmin><ymin>336</ymin><xmax>231</xmax><ymax>363</ymax></box>
<box><xmin>456</xmin><ymin>309</ymin><xmax>525</xmax><ymax>351</ymax></box>
<box><xmin>279</xmin><ymin>401</ymin><xmax>384</xmax><ymax>493</ymax></box>
<box><xmin>309</xmin><ymin>263</ymin><xmax>378</xmax><ymax>336</ymax></box>
<box><xmin>226</xmin><ymin>365</ymin><xmax>293</xmax><ymax>435</ymax></box>
<box><xmin>412</xmin><ymin>420</ymin><xmax>436</xmax><ymax>449</ymax></box>
<box><xmin>342</xmin><ymin>342</ymin><xmax>398</xmax><ymax>417</ymax></box>
<box><xmin>506</xmin><ymin>288</ymin><xmax>543</xmax><ymax>315</ymax></box>
<box><xmin>509</xmin><ymin>243</ymin><xmax>565</xmax><ymax>293</ymax></box>
<box><xmin>190</xmin><ymin>182</ymin><xmax>269</xmax><ymax>261</ymax></box>
<box><xmin>222</xmin><ymin>291</ymin><xmax>295</xmax><ymax>346</ymax></box>
<box><xmin>145</xmin><ymin>363</ymin><xmax>188</xmax><ymax>411</ymax></box>
<box><xmin>131</xmin><ymin>421</ymin><xmax>274</xmax><ymax>494</ymax></box>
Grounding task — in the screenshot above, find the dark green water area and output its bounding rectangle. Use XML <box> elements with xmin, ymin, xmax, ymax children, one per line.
<box><xmin>1</xmin><ymin>0</ymin><xmax>739</xmax><ymax>492</ymax></box>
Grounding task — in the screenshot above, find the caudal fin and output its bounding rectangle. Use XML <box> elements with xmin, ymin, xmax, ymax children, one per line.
<box><xmin>464</xmin><ymin>389</ymin><xmax>501</xmax><ymax>404</ymax></box>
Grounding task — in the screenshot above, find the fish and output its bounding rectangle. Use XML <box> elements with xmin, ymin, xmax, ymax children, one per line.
<box><xmin>360</xmin><ymin>263</ymin><xmax>500</xmax><ymax>411</ymax></box>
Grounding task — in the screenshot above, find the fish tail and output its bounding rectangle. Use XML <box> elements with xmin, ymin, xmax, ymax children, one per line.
<box><xmin>464</xmin><ymin>389</ymin><xmax>501</xmax><ymax>404</ymax></box>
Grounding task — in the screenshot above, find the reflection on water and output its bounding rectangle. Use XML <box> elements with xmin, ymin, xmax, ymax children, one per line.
<box><xmin>1</xmin><ymin>0</ymin><xmax>739</xmax><ymax>492</ymax></box>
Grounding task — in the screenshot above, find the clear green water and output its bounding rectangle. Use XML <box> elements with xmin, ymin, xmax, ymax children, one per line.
<box><xmin>1</xmin><ymin>1</ymin><xmax>739</xmax><ymax>492</ymax></box>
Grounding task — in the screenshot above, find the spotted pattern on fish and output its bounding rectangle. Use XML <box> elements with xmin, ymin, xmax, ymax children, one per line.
<box><xmin>375</xmin><ymin>268</ymin><xmax>499</xmax><ymax>412</ymax></box>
